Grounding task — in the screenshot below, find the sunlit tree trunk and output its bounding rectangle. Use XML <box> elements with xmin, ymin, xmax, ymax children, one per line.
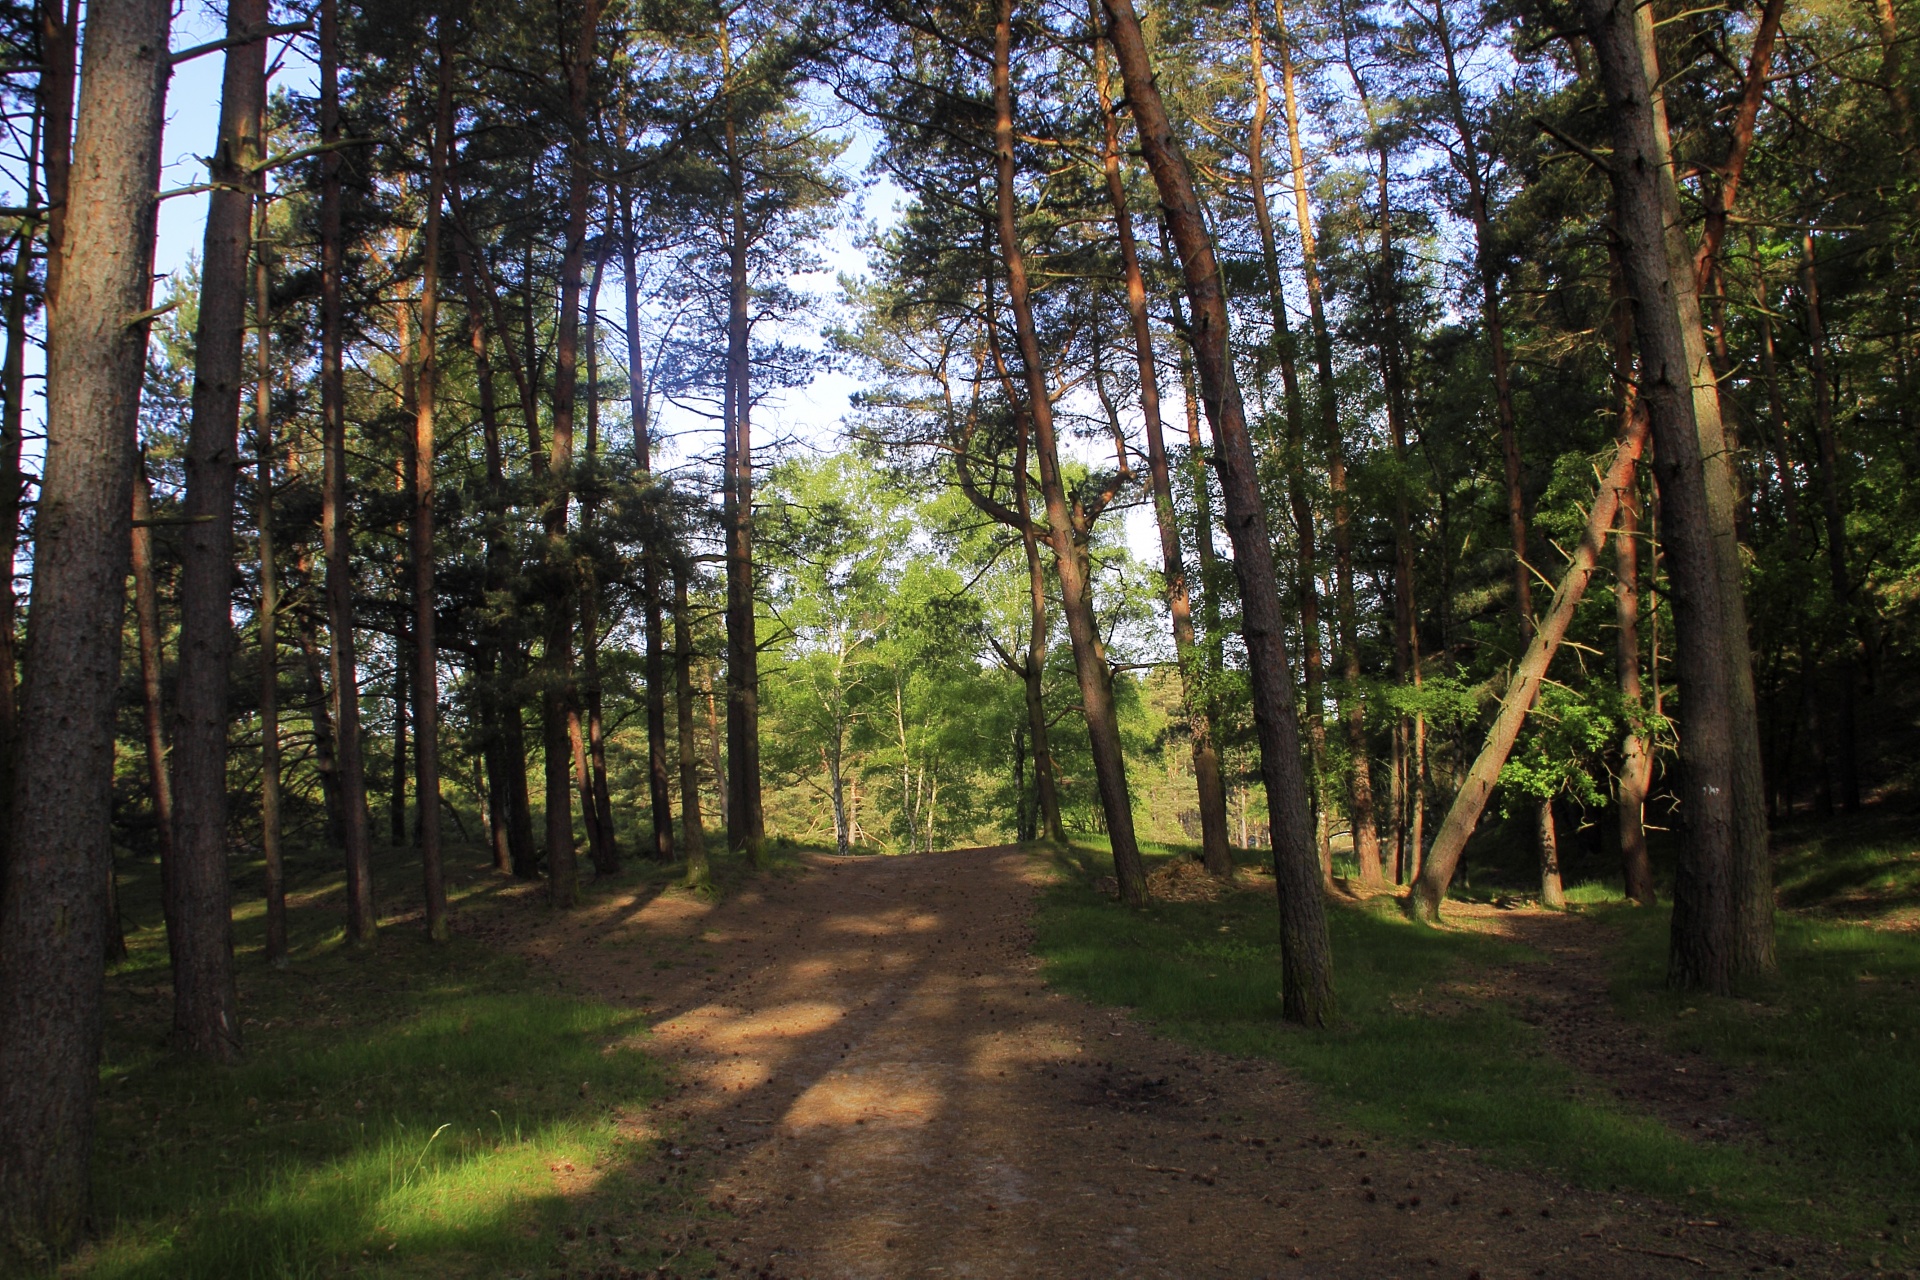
<box><xmin>1412</xmin><ymin>415</ymin><xmax>1648</xmax><ymax>919</ymax></box>
<box><xmin>1277</xmin><ymin>0</ymin><xmax>1380</xmax><ymax>881</ymax></box>
<box><xmin>995</xmin><ymin>0</ymin><xmax>1145</xmax><ymax>903</ymax></box>
<box><xmin>0</xmin><ymin>0</ymin><xmax>170</xmax><ymax>1251</ymax></box>
<box><xmin>1248</xmin><ymin>3</ymin><xmax>1327</xmax><ymax>866</ymax></box>
<box><xmin>1105</xmin><ymin>0</ymin><xmax>1334</xmax><ymax>1023</ymax></box>
<box><xmin>1091</xmin><ymin>0</ymin><xmax>1230</xmax><ymax>875</ymax></box>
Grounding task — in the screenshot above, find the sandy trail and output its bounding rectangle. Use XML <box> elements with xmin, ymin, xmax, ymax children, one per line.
<box><xmin>504</xmin><ymin>847</ymin><xmax>1832</xmax><ymax>1279</ymax></box>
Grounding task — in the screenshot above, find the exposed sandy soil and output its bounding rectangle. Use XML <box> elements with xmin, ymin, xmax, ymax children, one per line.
<box><xmin>486</xmin><ymin>847</ymin><xmax>1851</xmax><ymax>1280</ymax></box>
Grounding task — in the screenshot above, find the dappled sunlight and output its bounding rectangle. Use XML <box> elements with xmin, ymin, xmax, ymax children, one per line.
<box><xmin>783</xmin><ymin>1067</ymin><xmax>944</xmax><ymax>1130</ymax></box>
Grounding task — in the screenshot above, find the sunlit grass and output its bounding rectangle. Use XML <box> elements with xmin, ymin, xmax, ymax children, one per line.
<box><xmin>1033</xmin><ymin>843</ymin><xmax>1916</xmax><ymax>1257</ymax></box>
<box><xmin>72</xmin><ymin>843</ymin><xmax>681</xmax><ymax>1279</ymax></box>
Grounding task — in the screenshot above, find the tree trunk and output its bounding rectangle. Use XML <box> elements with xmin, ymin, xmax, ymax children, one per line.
<box><xmin>254</xmin><ymin>178</ymin><xmax>285</xmax><ymax>966</ymax></box>
<box><xmin>720</xmin><ymin>26</ymin><xmax>765</xmax><ymax>865</ymax></box>
<box><xmin>169</xmin><ymin>0</ymin><xmax>268</xmax><ymax>1062</ymax></box>
<box><xmin>132</xmin><ymin>457</ymin><xmax>176</xmax><ymax>928</ymax></box>
<box><xmin>1104</xmin><ymin>0</ymin><xmax>1335</xmax><ymax>1024</ymax></box>
<box><xmin>1538</xmin><ymin>799</ymin><xmax>1565</xmax><ymax>909</ymax></box>
<box><xmin>1609</xmin><ymin>265</ymin><xmax>1657</xmax><ymax>907</ymax></box>
<box><xmin>581</xmin><ymin>253</ymin><xmax>619</xmax><ymax>872</ymax></box>
<box><xmin>1411</xmin><ymin>413</ymin><xmax>1649</xmax><ymax>920</ymax></box>
<box><xmin>390</xmin><ymin>637</ymin><xmax>409</xmax><ymax>845</ymax></box>
<box><xmin>294</xmin><ymin>614</ymin><xmax>345</xmax><ymax>847</ymax></box>
<box><xmin>622</xmin><ymin>191</ymin><xmax>674</xmax><ymax>862</ymax></box>
<box><xmin>1276</xmin><ymin>0</ymin><xmax>1380</xmax><ymax>881</ymax></box>
<box><xmin>1248</xmin><ymin>3</ymin><xmax>1328</xmax><ymax>863</ymax></box>
<box><xmin>411</xmin><ymin>28</ymin><xmax>451</xmax><ymax>940</ymax></box>
<box><xmin>453</xmin><ymin>206</ymin><xmax>535</xmax><ymax>878</ymax></box>
<box><xmin>674</xmin><ymin>564</ymin><xmax>709</xmax><ymax>885</ymax></box>
<box><xmin>1017</xmin><ymin>459</ymin><xmax>1066</xmax><ymax>845</ymax></box>
<box><xmin>1578</xmin><ymin>0</ymin><xmax>1744</xmax><ymax>991</ymax></box>
<box><xmin>996</xmin><ymin>0</ymin><xmax>1144</xmax><ymax>903</ymax></box>
<box><xmin>1799</xmin><ymin>232</ymin><xmax>1861</xmax><ymax>812</ymax></box>
<box><xmin>1093</xmin><ymin>0</ymin><xmax>1230</xmax><ymax>876</ymax></box>
<box><xmin>0</xmin><ymin>98</ymin><xmax>40</xmax><ymax>805</ymax></box>
<box><xmin>544</xmin><ymin>0</ymin><xmax>602</xmax><ymax>906</ymax></box>
<box><xmin>321</xmin><ymin>0</ymin><xmax>377</xmax><ymax>946</ymax></box>
<box><xmin>1633</xmin><ymin>0</ymin><xmax>1772</xmax><ymax>977</ymax></box>
<box><xmin>0</xmin><ymin>0</ymin><xmax>170</xmax><ymax>1253</ymax></box>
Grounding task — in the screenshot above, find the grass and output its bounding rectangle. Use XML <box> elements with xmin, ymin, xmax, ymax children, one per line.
<box><xmin>63</xmin><ymin>836</ymin><xmax>734</xmax><ymax>1280</ymax></box>
<box><xmin>1033</xmin><ymin>838</ymin><xmax>1920</xmax><ymax>1259</ymax></box>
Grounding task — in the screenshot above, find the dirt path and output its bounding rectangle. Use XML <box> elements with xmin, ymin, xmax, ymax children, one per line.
<box><xmin>502</xmin><ymin>848</ymin><xmax>1836</xmax><ymax>1279</ymax></box>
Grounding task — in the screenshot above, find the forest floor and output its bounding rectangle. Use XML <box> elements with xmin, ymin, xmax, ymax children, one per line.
<box><xmin>492</xmin><ymin>844</ymin><xmax>1876</xmax><ymax>1280</ymax></box>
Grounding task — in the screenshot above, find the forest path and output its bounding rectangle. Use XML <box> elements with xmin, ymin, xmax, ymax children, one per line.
<box><xmin>511</xmin><ymin>848</ymin><xmax>1829</xmax><ymax>1279</ymax></box>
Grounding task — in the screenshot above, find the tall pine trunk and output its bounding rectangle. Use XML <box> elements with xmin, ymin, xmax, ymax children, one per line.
<box><xmin>622</xmin><ymin>192</ymin><xmax>674</xmax><ymax>862</ymax></box>
<box><xmin>321</xmin><ymin>0</ymin><xmax>378</xmax><ymax>946</ymax></box>
<box><xmin>1090</xmin><ymin>2</ymin><xmax>1229</xmax><ymax>875</ymax></box>
<box><xmin>169</xmin><ymin>0</ymin><xmax>269</xmax><ymax>1061</ymax></box>
<box><xmin>1582</xmin><ymin>0</ymin><xmax>1743</xmax><ymax>992</ymax></box>
<box><xmin>994</xmin><ymin>0</ymin><xmax>1145</xmax><ymax>904</ymax></box>
<box><xmin>0</xmin><ymin>0</ymin><xmax>171</xmax><ymax>1251</ymax></box>
<box><xmin>255</xmin><ymin>178</ymin><xmax>286</xmax><ymax>965</ymax></box>
<box><xmin>1105</xmin><ymin>0</ymin><xmax>1335</xmax><ymax>1023</ymax></box>
<box><xmin>543</xmin><ymin>0</ymin><xmax>603</xmax><ymax>906</ymax></box>
<box><xmin>1275</xmin><ymin>0</ymin><xmax>1380</xmax><ymax>881</ymax></box>
<box><xmin>411</xmin><ymin>28</ymin><xmax>452</xmax><ymax>939</ymax></box>
<box><xmin>674</xmin><ymin>563</ymin><xmax>709</xmax><ymax>885</ymax></box>
<box><xmin>720</xmin><ymin>23</ymin><xmax>765</xmax><ymax>863</ymax></box>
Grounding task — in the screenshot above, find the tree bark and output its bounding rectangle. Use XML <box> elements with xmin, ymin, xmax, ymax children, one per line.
<box><xmin>1537</xmin><ymin>799</ymin><xmax>1565</xmax><ymax>909</ymax></box>
<box><xmin>581</xmin><ymin>252</ymin><xmax>619</xmax><ymax>872</ymax></box>
<box><xmin>169</xmin><ymin>0</ymin><xmax>268</xmax><ymax>1062</ymax></box>
<box><xmin>1091</xmin><ymin>0</ymin><xmax>1229</xmax><ymax>875</ymax></box>
<box><xmin>1276</xmin><ymin>0</ymin><xmax>1380</xmax><ymax>881</ymax></box>
<box><xmin>674</xmin><ymin>563</ymin><xmax>709</xmax><ymax>885</ymax></box>
<box><xmin>1248</xmin><ymin>2</ymin><xmax>1328</xmax><ymax>859</ymax></box>
<box><xmin>453</xmin><ymin>212</ymin><xmax>537</xmax><ymax>878</ymax></box>
<box><xmin>0</xmin><ymin>0</ymin><xmax>170</xmax><ymax>1252</ymax></box>
<box><xmin>995</xmin><ymin>0</ymin><xmax>1145</xmax><ymax>903</ymax></box>
<box><xmin>1104</xmin><ymin>0</ymin><xmax>1335</xmax><ymax>1023</ymax></box>
<box><xmin>321</xmin><ymin>0</ymin><xmax>377</xmax><ymax>946</ymax></box>
<box><xmin>622</xmin><ymin>191</ymin><xmax>674</xmax><ymax>862</ymax></box>
<box><xmin>411</xmin><ymin>28</ymin><xmax>452</xmax><ymax>940</ymax></box>
<box><xmin>254</xmin><ymin>178</ymin><xmax>285</xmax><ymax>966</ymax></box>
<box><xmin>1411</xmin><ymin>413</ymin><xmax>1648</xmax><ymax>920</ymax></box>
<box><xmin>544</xmin><ymin>0</ymin><xmax>602</xmax><ymax>906</ymax></box>
<box><xmin>1799</xmin><ymin>232</ymin><xmax>1861</xmax><ymax>812</ymax></box>
<box><xmin>1578</xmin><ymin>0</ymin><xmax>1743</xmax><ymax>991</ymax></box>
<box><xmin>1633</xmin><ymin>0</ymin><xmax>1772</xmax><ymax>977</ymax></box>
<box><xmin>720</xmin><ymin>23</ymin><xmax>765</xmax><ymax>864</ymax></box>
<box><xmin>1609</xmin><ymin>263</ymin><xmax>1657</xmax><ymax>906</ymax></box>
<box><xmin>132</xmin><ymin>456</ymin><xmax>176</xmax><ymax>928</ymax></box>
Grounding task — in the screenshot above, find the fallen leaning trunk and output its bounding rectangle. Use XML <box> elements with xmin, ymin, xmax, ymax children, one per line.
<box><xmin>1410</xmin><ymin>408</ymin><xmax>1650</xmax><ymax>921</ymax></box>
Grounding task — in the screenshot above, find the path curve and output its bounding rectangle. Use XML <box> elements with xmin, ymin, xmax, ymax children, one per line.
<box><xmin>510</xmin><ymin>847</ymin><xmax>1832</xmax><ymax>1279</ymax></box>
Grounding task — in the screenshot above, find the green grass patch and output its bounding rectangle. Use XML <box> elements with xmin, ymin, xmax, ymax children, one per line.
<box><xmin>1607</xmin><ymin>905</ymin><xmax>1920</xmax><ymax>1252</ymax></box>
<box><xmin>69</xmin><ymin>843</ymin><xmax>698</xmax><ymax>1280</ymax></box>
<box><xmin>1033</xmin><ymin>845</ymin><xmax>1909</xmax><ymax>1254</ymax></box>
